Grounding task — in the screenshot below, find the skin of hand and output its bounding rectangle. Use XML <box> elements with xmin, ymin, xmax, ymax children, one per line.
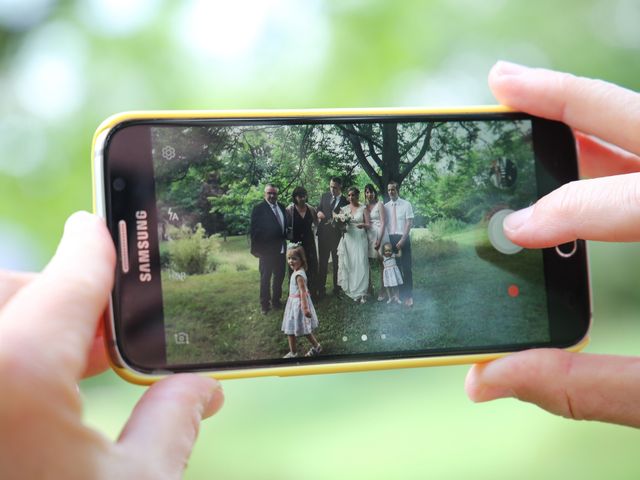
<box><xmin>0</xmin><ymin>212</ymin><xmax>224</xmax><ymax>479</ymax></box>
<box><xmin>465</xmin><ymin>61</ymin><xmax>640</xmax><ymax>428</ymax></box>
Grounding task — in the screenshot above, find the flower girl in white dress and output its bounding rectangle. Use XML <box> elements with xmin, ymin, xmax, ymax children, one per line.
<box><xmin>381</xmin><ymin>242</ymin><xmax>403</xmax><ymax>304</ymax></box>
<box><xmin>281</xmin><ymin>244</ymin><xmax>322</xmax><ymax>358</ymax></box>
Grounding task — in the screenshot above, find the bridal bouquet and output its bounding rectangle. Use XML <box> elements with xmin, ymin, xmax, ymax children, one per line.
<box><xmin>331</xmin><ymin>211</ymin><xmax>351</xmax><ymax>235</ymax></box>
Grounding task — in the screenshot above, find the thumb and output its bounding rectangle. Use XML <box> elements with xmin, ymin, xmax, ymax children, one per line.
<box><xmin>117</xmin><ymin>375</ymin><xmax>224</xmax><ymax>477</ymax></box>
<box><xmin>465</xmin><ymin>349</ymin><xmax>640</xmax><ymax>428</ymax></box>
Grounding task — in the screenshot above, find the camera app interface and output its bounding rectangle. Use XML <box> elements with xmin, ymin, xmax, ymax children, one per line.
<box><xmin>150</xmin><ymin>118</ymin><xmax>549</xmax><ymax>366</ymax></box>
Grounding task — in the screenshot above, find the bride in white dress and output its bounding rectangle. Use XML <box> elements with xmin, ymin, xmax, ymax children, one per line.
<box><xmin>337</xmin><ymin>186</ymin><xmax>371</xmax><ymax>302</ymax></box>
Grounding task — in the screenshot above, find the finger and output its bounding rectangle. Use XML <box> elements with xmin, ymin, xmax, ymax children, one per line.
<box><xmin>576</xmin><ymin>131</ymin><xmax>640</xmax><ymax>178</ymax></box>
<box><xmin>489</xmin><ymin>61</ymin><xmax>640</xmax><ymax>155</ymax></box>
<box><xmin>466</xmin><ymin>349</ymin><xmax>640</xmax><ymax>428</ymax></box>
<box><xmin>503</xmin><ymin>172</ymin><xmax>640</xmax><ymax>247</ymax></box>
<box><xmin>0</xmin><ymin>270</ymin><xmax>36</xmax><ymax>307</ymax></box>
<box><xmin>81</xmin><ymin>320</ymin><xmax>109</xmax><ymax>378</ymax></box>
<box><xmin>0</xmin><ymin>212</ymin><xmax>115</xmax><ymax>382</ymax></box>
<box><xmin>117</xmin><ymin>375</ymin><xmax>223</xmax><ymax>477</ymax></box>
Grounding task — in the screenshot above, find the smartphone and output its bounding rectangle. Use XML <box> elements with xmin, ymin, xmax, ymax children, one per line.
<box><xmin>93</xmin><ymin>106</ymin><xmax>591</xmax><ymax>384</ymax></box>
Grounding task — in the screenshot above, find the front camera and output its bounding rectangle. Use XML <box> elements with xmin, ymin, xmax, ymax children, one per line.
<box><xmin>113</xmin><ymin>178</ymin><xmax>126</xmax><ymax>192</ymax></box>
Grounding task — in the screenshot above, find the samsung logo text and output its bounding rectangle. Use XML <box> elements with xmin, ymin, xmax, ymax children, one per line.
<box><xmin>135</xmin><ymin>210</ymin><xmax>152</xmax><ymax>282</ymax></box>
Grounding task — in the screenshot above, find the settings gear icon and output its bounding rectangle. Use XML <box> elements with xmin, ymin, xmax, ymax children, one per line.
<box><xmin>161</xmin><ymin>145</ymin><xmax>176</xmax><ymax>160</ymax></box>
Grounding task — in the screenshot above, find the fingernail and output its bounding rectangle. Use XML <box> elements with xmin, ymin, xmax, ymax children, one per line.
<box><xmin>493</xmin><ymin>60</ymin><xmax>529</xmax><ymax>76</ymax></box>
<box><xmin>63</xmin><ymin>211</ymin><xmax>96</xmax><ymax>236</ymax></box>
<box><xmin>203</xmin><ymin>380</ymin><xmax>224</xmax><ymax>418</ymax></box>
<box><xmin>466</xmin><ymin>366</ymin><xmax>515</xmax><ymax>402</ymax></box>
<box><xmin>503</xmin><ymin>206</ymin><xmax>533</xmax><ymax>233</ymax></box>
<box><xmin>472</xmin><ymin>385</ymin><xmax>516</xmax><ymax>402</ymax></box>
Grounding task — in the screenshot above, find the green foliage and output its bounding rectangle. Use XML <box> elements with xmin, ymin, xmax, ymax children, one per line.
<box><xmin>141</xmin><ymin>117</ymin><xmax>545</xmax><ymax>280</ymax></box>
<box><xmin>154</xmin><ymin>127</ymin><xmax>230</xmax><ymax>235</ymax></box>
<box><xmin>208</xmin><ymin>181</ymin><xmax>263</xmax><ymax>235</ymax></box>
<box><xmin>154</xmin><ymin>125</ymin><xmax>345</xmax><ymax>235</ymax></box>
<box><xmin>165</xmin><ymin>223</ymin><xmax>221</xmax><ymax>275</ymax></box>
<box><xmin>407</xmin><ymin>120</ymin><xmax>535</xmax><ymax>224</ymax></box>
<box><xmin>154</xmin><ymin>119</ymin><xmax>538</xmax><ymax>238</ymax></box>
<box><xmin>159</xmin><ymin>242</ymin><xmax>171</xmax><ymax>269</ymax></box>
<box><xmin>206</xmin><ymin>255</ymin><xmax>220</xmax><ymax>273</ymax></box>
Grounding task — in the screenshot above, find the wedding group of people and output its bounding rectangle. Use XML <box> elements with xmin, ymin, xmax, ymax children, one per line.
<box><xmin>327</xmin><ymin>179</ymin><xmax>415</xmax><ymax>307</ymax></box>
<box><xmin>249</xmin><ymin>177</ymin><xmax>415</xmax><ymax>356</ymax></box>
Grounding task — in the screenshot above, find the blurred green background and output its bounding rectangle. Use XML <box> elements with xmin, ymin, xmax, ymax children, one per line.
<box><xmin>1</xmin><ymin>0</ymin><xmax>639</xmax><ymax>478</ymax></box>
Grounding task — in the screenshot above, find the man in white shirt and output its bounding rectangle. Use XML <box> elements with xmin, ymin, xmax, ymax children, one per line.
<box><xmin>384</xmin><ymin>181</ymin><xmax>414</xmax><ymax>306</ymax></box>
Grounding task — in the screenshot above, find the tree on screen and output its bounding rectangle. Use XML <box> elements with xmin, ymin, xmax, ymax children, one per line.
<box><xmin>154</xmin><ymin>120</ymin><xmax>533</xmax><ymax>235</ymax></box>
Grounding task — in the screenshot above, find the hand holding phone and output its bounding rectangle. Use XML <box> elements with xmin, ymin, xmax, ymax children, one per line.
<box><xmin>0</xmin><ymin>212</ymin><xmax>224</xmax><ymax>478</ymax></box>
<box><xmin>466</xmin><ymin>62</ymin><xmax>640</xmax><ymax>428</ymax></box>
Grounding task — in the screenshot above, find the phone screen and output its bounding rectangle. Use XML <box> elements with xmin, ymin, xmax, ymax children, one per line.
<box><xmin>103</xmin><ymin>113</ymin><xmax>590</xmax><ymax>373</ymax></box>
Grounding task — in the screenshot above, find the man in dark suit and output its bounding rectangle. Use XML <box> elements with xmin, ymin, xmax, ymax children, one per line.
<box><xmin>316</xmin><ymin>177</ymin><xmax>348</xmax><ymax>297</ymax></box>
<box><xmin>250</xmin><ymin>184</ymin><xmax>288</xmax><ymax>314</ymax></box>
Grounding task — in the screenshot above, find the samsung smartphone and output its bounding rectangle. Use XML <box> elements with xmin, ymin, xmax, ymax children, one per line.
<box><xmin>93</xmin><ymin>106</ymin><xmax>590</xmax><ymax>384</ymax></box>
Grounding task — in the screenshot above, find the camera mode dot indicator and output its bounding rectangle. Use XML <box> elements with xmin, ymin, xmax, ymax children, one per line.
<box><xmin>508</xmin><ymin>284</ymin><xmax>519</xmax><ymax>298</ymax></box>
<box><xmin>342</xmin><ymin>336</ymin><xmax>348</xmax><ymax>342</ymax></box>
<box><xmin>361</xmin><ymin>334</ymin><xmax>368</xmax><ymax>342</ymax></box>
<box><xmin>488</xmin><ymin>209</ymin><xmax>523</xmax><ymax>255</ymax></box>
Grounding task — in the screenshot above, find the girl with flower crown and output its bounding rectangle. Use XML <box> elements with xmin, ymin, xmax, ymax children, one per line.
<box><xmin>281</xmin><ymin>244</ymin><xmax>322</xmax><ymax>358</ymax></box>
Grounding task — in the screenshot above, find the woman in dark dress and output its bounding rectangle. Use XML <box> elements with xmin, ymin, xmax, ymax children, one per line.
<box><xmin>286</xmin><ymin>186</ymin><xmax>319</xmax><ymax>297</ymax></box>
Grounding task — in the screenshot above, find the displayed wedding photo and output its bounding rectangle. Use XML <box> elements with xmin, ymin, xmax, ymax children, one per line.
<box><xmin>151</xmin><ymin>119</ymin><xmax>550</xmax><ymax>365</ymax></box>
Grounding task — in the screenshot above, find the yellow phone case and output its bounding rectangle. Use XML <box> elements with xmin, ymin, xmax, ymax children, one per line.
<box><xmin>92</xmin><ymin>106</ymin><xmax>590</xmax><ymax>385</ymax></box>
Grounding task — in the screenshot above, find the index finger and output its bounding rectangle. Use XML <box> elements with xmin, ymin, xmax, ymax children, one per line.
<box><xmin>0</xmin><ymin>212</ymin><xmax>115</xmax><ymax>383</ymax></box>
<box><xmin>503</xmin><ymin>172</ymin><xmax>640</xmax><ymax>246</ymax></box>
<box><xmin>489</xmin><ymin>61</ymin><xmax>640</xmax><ymax>156</ymax></box>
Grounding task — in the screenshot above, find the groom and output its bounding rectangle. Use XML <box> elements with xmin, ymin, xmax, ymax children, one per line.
<box><xmin>385</xmin><ymin>181</ymin><xmax>414</xmax><ymax>307</ymax></box>
<box><xmin>316</xmin><ymin>177</ymin><xmax>348</xmax><ymax>298</ymax></box>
